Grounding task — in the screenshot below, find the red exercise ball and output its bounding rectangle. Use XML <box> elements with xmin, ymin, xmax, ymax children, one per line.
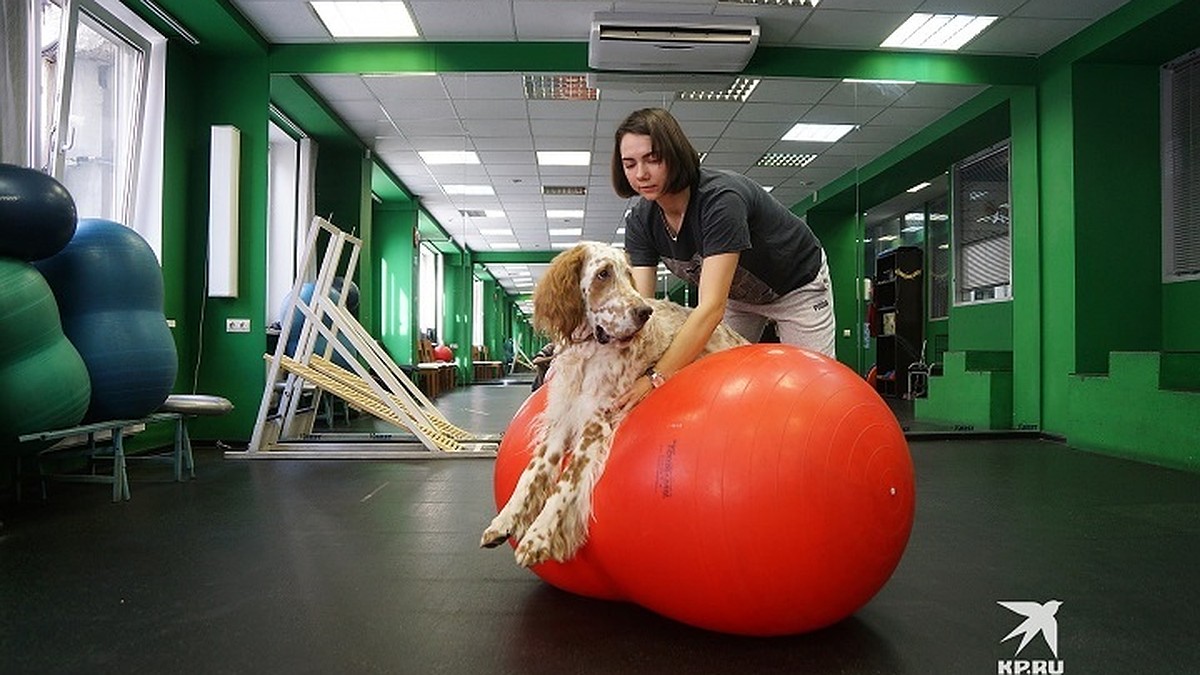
<box><xmin>492</xmin><ymin>386</ymin><xmax>620</xmax><ymax>601</ymax></box>
<box><xmin>491</xmin><ymin>344</ymin><xmax>914</xmax><ymax>636</ymax></box>
<box><xmin>589</xmin><ymin>344</ymin><xmax>914</xmax><ymax>635</ymax></box>
<box><xmin>433</xmin><ymin>344</ymin><xmax>454</xmax><ymax>362</ymax></box>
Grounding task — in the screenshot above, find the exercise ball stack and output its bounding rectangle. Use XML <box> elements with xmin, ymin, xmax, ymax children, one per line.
<box><xmin>35</xmin><ymin>218</ymin><xmax>177</xmax><ymax>422</ymax></box>
<box><xmin>0</xmin><ymin>164</ymin><xmax>79</xmax><ymax>261</ymax></box>
<box><xmin>0</xmin><ymin>260</ymin><xmax>92</xmax><ymax>449</ymax></box>
<box><xmin>0</xmin><ymin>165</ymin><xmax>91</xmax><ymax>450</ymax></box>
<box><xmin>493</xmin><ymin>344</ymin><xmax>915</xmax><ymax>636</ymax></box>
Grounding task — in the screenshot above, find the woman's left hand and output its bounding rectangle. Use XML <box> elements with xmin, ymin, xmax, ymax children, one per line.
<box><xmin>613</xmin><ymin>375</ymin><xmax>654</xmax><ymax>414</ymax></box>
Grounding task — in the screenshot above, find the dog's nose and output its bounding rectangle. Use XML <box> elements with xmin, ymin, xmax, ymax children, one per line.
<box><xmin>635</xmin><ymin>304</ymin><xmax>653</xmax><ymax>326</ymax></box>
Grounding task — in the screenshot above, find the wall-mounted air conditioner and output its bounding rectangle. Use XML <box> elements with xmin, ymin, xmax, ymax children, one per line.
<box><xmin>588</xmin><ymin>13</ymin><xmax>760</xmax><ymax>73</ymax></box>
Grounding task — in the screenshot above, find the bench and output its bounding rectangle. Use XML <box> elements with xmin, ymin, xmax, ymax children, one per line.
<box><xmin>472</xmin><ymin>345</ymin><xmax>503</xmax><ymax>382</ymax></box>
<box><xmin>18</xmin><ymin>394</ymin><xmax>233</xmax><ymax>502</ymax></box>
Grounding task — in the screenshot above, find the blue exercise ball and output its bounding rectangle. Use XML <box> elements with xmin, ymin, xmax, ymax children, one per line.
<box><xmin>0</xmin><ymin>163</ymin><xmax>78</xmax><ymax>261</ymax></box>
<box><xmin>35</xmin><ymin>218</ymin><xmax>178</xmax><ymax>421</ymax></box>
<box><xmin>280</xmin><ymin>279</ymin><xmax>357</xmax><ymax>368</ymax></box>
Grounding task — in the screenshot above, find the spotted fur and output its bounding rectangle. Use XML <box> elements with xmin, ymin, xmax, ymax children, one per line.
<box><xmin>481</xmin><ymin>241</ymin><xmax>747</xmax><ymax>566</ymax></box>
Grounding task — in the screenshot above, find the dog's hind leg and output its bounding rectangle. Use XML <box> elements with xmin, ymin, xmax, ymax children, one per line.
<box><xmin>514</xmin><ymin>419</ymin><xmax>612</xmax><ymax>567</ymax></box>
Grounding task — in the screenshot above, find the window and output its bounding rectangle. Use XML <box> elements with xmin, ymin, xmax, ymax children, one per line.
<box><xmin>472</xmin><ymin>276</ymin><xmax>484</xmax><ymax>347</ymax></box>
<box><xmin>36</xmin><ymin>0</ymin><xmax>165</xmax><ymax>256</ymax></box>
<box><xmin>1163</xmin><ymin>49</ymin><xmax>1200</xmax><ymax>281</ymax></box>
<box><xmin>418</xmin><ymin>242</ymin><xmax>443</xmax><ymax>342</ymax></box>
<box><xmin>953</xmin><ymin>142</ymin><xmax>1012</xmax><ymax>304</ymax></box>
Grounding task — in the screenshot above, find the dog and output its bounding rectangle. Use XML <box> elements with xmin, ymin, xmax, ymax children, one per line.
<box><xmin>481</xmin><ymin>241</ymin><xmax>747</xmax><ymax>567</ymax></box>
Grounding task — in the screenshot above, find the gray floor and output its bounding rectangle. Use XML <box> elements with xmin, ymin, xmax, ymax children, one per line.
<box><xmin>2</xmin><ymin>382</ymin><xmax>1199</xmax><ymax>674</ymax></box>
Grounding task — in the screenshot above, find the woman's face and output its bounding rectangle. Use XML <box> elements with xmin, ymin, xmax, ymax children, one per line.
<box><xmin>619</xmin><ymin>132</ymin><xmax>669</xmax><ymax>201</ymax></box>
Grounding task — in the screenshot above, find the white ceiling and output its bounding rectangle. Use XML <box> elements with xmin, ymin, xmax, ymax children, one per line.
<box><xmin>226</xmin><ymin>0</ymin><xmax>1130</xmax><ymax>294</ymax></box>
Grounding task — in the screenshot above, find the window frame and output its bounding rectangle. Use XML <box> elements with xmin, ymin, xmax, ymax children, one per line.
<box><xmin>1162</xmin><ymin>48</ymin><xmax>1200</xmax><ymax>283</ymax></box>
<box><xmin>951</xmin><ymin>141</ymin><xmax>1013</xmax><ymax>307</ymax></box>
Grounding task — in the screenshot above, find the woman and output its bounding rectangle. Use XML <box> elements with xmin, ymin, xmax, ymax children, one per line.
<box><xmin>612</xmin><ymin>107</ymin><xmax>835</xmax><ymax>410</ymax></box>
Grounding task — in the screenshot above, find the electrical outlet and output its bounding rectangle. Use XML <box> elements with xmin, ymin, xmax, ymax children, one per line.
<box><xmin>226</xmin><ymin>318</ymin><xmax>251</xmax><ymax>333</ymax></box>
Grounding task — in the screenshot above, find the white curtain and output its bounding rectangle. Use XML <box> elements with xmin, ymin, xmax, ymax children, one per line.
<box><xmin>296</xmin><ymin>136</ymin><xmax>319</xmax><ymax>280</ymax></box>
<box><xmin>1</xmin><ymin>0</ymin><xmax>30</xmax><ymax>166</ymax></box>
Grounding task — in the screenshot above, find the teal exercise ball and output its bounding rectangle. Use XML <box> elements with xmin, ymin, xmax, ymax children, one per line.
<box><xmin>0</xmin><ymin>259</ymin><xmax>91</xmax><ymax>451</ymax></box>
<box><xmin>35</xmin><ymin>218</ymin><xmax>177</xmax><ymax>421</ymax></box>
<box><xmin>0</xmin><ymin>163</ymin><xmax>78</xmax><ymax>261</ymax></box>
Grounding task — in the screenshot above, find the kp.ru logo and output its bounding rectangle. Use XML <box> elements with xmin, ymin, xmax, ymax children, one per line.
<box><xmin>997</xmin><ymin>600</ymin><xmax>1064</xmax><ymax>675</ymax></box>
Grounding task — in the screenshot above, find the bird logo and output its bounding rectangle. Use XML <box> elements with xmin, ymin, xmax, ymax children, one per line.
<box><xmin>998</xmin><ymin>600</ymin><xmax>1062</xmax><ymax>657</ymax></box>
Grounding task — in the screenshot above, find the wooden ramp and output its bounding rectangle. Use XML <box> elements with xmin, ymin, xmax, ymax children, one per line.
<box><xmin>232</xmin><ymin>217</ymin><xmax>499</xmax><ymax>460</ymax></box>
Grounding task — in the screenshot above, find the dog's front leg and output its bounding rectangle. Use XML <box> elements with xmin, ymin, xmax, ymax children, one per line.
<box><xmin>480</xmin><ymin>428</ymin><xmax>562</xmax><ymax>548</ymax></box>
<box><xmin>514</xmin><ymin>419</ymin><xmax>612</xmax><ymax>567</ymax></box>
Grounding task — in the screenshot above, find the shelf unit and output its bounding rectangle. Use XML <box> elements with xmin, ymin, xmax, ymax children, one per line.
<box><xmin>874</xmin><ymin>246</ymin><xmax>924</xmax><ymax>398</ymax></box>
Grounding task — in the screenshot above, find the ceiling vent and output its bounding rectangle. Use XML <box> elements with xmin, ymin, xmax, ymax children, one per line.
<box><xmin>588</xmin><ymin>12</ymin><xmax>760</xmax><ymax>73</ymax></box>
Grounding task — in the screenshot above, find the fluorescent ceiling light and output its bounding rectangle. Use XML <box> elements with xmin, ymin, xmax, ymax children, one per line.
<box><xmin>490</xmin><ymin>242</ymin><xmax>520</xmax><ymax>250</ymax></box>
<box><xmin>547</xmin><ymin>210</ymin><xmax>584</xmax><ymax>220</ymax></box>
<box><xmin>880</xmin><ymin>13</ymin><xmax>997</xmax><ymax>51</ymax></box>
<box><xmin>611</xmin><ymin>241</ymin><xmax>625</xmax><ymax>248</ymax></box>
<box><xmin>443</xmin><ymin>184</ymin><xmax>494</xmax><ymax>196</ymax></box>
<box><xmin>479</xmin><ymin>227</ymin><xmax>512</xmax><ymax>235</ymax></box>
<box><xmin>461</xmin><ymin>209</ymin><xmax>505</xmax><ymax>219</ymax></box>
<box><xmin>757</xmin><ymin>152</ymin><xmax>818</xmax><ymax>168</ymax></box>
<box><xmin>537</xmin><ymin>151</ymin><xmax>591</xmax><ymax>166</ymax></box>
<box><xmin>678</xmin><ymin>77</ymin><xmax>761</xmax><ymax>103</ymax></box>
<box><xmin>420</xmin><ymin>150</ymin><xmax>479</xmax><ymax>165</ymax></box>
<box><xmin>549</xmin><ymin>227</ymin><xmax>583</xmax><ymax>236</ymax></box>
<box><xmin>907</xmin><ymin>182</ymin><xmax>931</xmax><ymax>193</ymax></box>
<box><xmin>524</xmin><ymin>75</ymin><xmax>597</xmax><ymax>101</ymax></box>
<box><xmin>719</xmin><ymin>0</ymin><xmax>818</xmax><ymax>6</ymax></box>
<box><xmin>309</xmin><ymin>1</ymin><xmax>419</xmax><ymax>39</ymax></box>
<box><xmin>782</xmin><ymin>123</ymin><xmax>855</xmax><ymax>143</ymax></box>
<box><xmin>616</xmin><ymin>227</ymin><xmax>626</xmax><ymax>235</ymax></box>
<box><xmin>843</xmin><ymin>78</ymin><xmax>917</xmax><ymax>85</ymax></box>
<box><xmin>551</xmin><ymin>242</ymin><xmax>579</xmax><ymax>250</ymax></box>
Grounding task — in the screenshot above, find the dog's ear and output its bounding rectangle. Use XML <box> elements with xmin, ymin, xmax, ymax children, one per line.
<box><xmin>534</xmin><ymin>245</ymin><xmax>588</xmax><ymax>342</ymax></box>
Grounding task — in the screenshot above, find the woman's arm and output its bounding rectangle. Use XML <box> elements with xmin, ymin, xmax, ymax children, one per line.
<box><xmin>615</xmin><ymin>252</ymin><xmax>740</xmax><ymax>412</ymax></box>
<box><xmin>632</xmin><ymin>266</ymin><xmax>658</xmax><ymax>298</ymax></box>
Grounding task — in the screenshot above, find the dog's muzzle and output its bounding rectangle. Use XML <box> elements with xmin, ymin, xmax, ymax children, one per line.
<box><xmin>594</xmin><ymin>304</ymin><xmax>653</xmax><ymax>345</ymax></box>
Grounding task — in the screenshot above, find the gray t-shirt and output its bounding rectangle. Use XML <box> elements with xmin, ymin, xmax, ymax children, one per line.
<box><xmin>625</xmin><ymin>168</ymin><xmax>822</xmax><ymax>304</ymax></box>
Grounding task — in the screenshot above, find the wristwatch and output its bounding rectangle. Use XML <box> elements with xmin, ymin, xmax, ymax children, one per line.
<box><xmin>646</xmin><ymin>367</ymin><xmax>667</xmax><ymax>389</ymax></box>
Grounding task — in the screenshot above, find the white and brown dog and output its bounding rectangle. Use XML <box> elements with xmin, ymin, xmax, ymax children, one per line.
<box><xmin>481</xmin><ymin>241</ymin><xmax>746</xmax><ymax>567</ymax></box>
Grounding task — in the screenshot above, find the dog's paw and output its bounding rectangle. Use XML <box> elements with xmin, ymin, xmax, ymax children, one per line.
<box><xmin>480</xmin><ymin>512</ymin><xmax>516</xmax><ymax>549</ymax></box>
<box><xmin>479</xmin><ymin>526</ymin><xmax>510</xmax><ymax>549</ymax></box>
<box><xmin>514</xmin><ymin>531</ymin><xmax>553</xmax><ymax>567</ymax></box>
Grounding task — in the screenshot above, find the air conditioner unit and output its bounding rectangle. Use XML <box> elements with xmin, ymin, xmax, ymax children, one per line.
<box><xmin>588</xmin><ymin>12</ymin><xmax>760</xmax><ymax>73</ymax></box>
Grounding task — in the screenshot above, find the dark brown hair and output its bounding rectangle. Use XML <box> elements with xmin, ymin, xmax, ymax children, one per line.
<box><xmin>611</xmin><ymin>108</ymin><xmax>701</xmax><ymax>199</ymax></box>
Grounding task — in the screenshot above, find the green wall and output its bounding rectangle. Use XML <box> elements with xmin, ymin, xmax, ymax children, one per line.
<box><xmin>371</xmin><ymin>203</ymin><xmax>417</xmax><ymax>364</ymax></box>
<box><xmin>1072</xmin><ymin>63</ymin><xmax>1163</xmax><ymax>373</ymax></box>
<box><xmin>160</xmin><ymin>44</ymin><xmax>271</xmax><ymax>440</ymax></box>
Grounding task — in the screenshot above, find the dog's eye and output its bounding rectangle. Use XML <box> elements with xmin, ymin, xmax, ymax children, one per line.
<box><xmin>597</xmin><ymin>267</ymin><xmax>611</xmax><ymax>280</ymax></box>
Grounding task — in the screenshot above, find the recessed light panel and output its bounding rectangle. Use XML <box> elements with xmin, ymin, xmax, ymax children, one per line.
<box><xmin>537</xmin><ymin>151</ymin><xmax>591</xmax><ymax>166</ymax></box>
<box><xmin>782</xmin><ymin>123</ymin><xmax>855</xmax><ymax>143</ymax></box>
<box><xmin>421</xmin><ymin>151</ymin><xmax>479</xmax><ymax>165</ymax></box>
<box><xmin>880</xmin><ymin>13</ymin><xmax>997</xmax><ymax>51</ymax></box>
<box><xmin>443</xmin><ymin>184</ymin><xmax>494</xmax><ymax>196</ymax></box>
<box><xmin>309</xmin><ymin>1</ymin><xmax>419</xmax><ymax>39</ymax></box>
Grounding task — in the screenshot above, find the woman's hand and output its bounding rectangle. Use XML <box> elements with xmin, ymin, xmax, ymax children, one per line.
<box><xmin>613</xmin><ymin>375</ymin><xmax>655</xmax><ymax>414</ymax></box>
